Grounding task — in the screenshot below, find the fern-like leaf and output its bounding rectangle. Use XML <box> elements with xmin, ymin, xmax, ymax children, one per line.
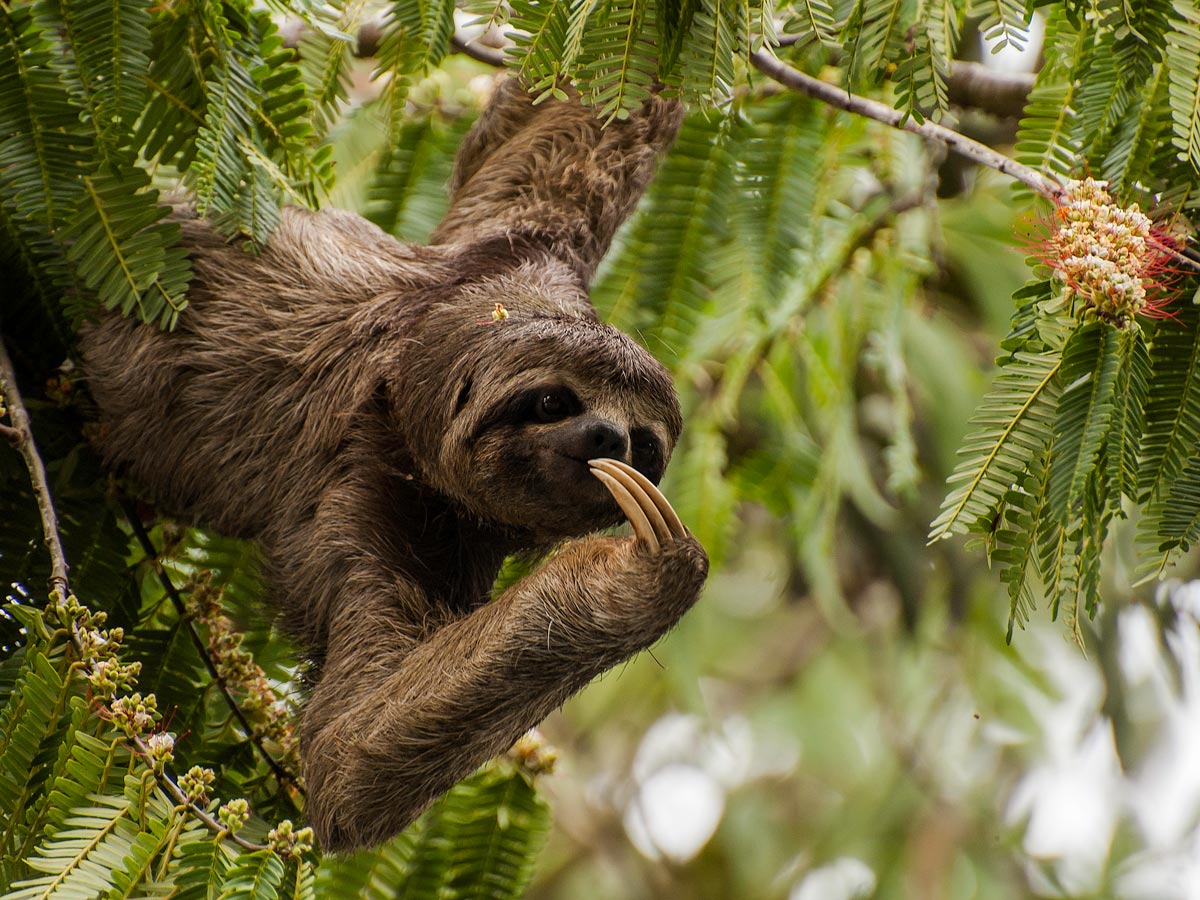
<box><xmin>1014</xmin><ymin>10</ymin><xmax>1084</xmax><ymax>188</ymax></box>
<box><xmin>8</xmin><ymin>775</ymin><xmax>144</xmax><ymax>900</ymax></box>
<box><xmin>781</xmin><ymin>0</ymin><xmax>838</xmax><ymax>49</ymax></box>
<box><xmin>1152</xmin><ymin>453</ymin><xmax>1200</xmax><ymax>558</ymax></box>
<box><xmin>173</xmin><ymin>837</ymin><xmax>238</xmax><ymax>900</ymax></box>
<box><xmin>970</xmin><ymin>0</ymin><xmax>1030</xmax><ymax>53</ymax></box>
<box><xmin>0</xmin><ymin>6</ymin><xmax>89</xmax><ymax>231</ymax></box>
<box><xmin>54</xmin><ymin>0</ymin><xmax>153</xmax><ymax>156</ymax></box>
<box><xmin>1102</xmin><ymin>61</ymin><xmax>1173</xmax><ymax>192</ymax></box>
<box><xmin>893</xmin><ymin>26</ymin><xmax>949</xmax><ymax>124</ymax></box>
<box><xmin>219</xmin><ymin>850</ymin><xmax>286</xmax><ymax>900</ymax></box>
<box><xmin>591</xmin><ymin>112</ymin><xmax>738</xmax><ymax>361</ymax></box>
<box><xmin>929</xmin><ymin>349</ymin><xmax>1062</xmax><ymax>541</ymax></box>
<box><xmin>190</xmin><ymin>48</ymin><xmax>278</xmax><ymax>242</ymax></box>
<box><xmin>737</xmin><ymin>94</ymin><xmax>828</xmax><ymax>299</ymax></box>
<box><xmin>992</xmin><ymin>448</ymin><xmax>1050</xmax><ymax>641</ymax></box>
<box><xmin>508</xmin><ymin>0</ymin><xmax>571</xmax><ymax>100</ymax></box>
<box><xmin>62</xmin><ymin>166</ymin><xmax>191</xmax><ymax>327</ymax></box>
<box><xmin>298</xmin><ymin>3</ymin><xmax>359</xmax><ymax>135</ymax></box>
<box><xmin>0</xmin><ymin>652</ymin><xmax>77</xmax><ymax>860</ymax></box>
<box><xmin>674</xmin><ymin>0</ymin><xmax>745</xmax><ymax>106</ymax></box>
<box><xmin>1165</xmin><ymin>0</ymin><xmax>1200</xmax><ymax>172</ymax></box>
<box><xmin>577</xmin><ymin>0</ymin><xmax>659</xmax><ymax>122</ymax></box>
<box><xmin>1105</xmin><ymin>326</ymin><xmax>1151</xmax><ymax>506</ymax></box>
<box><xmin>434</xmin><ymin>766</ymin><xmax>551</xmax><ymax>900</ymax></box>
<box><xmin>1138</xmin><ymin>308</ymin><xmax>1200</xmax><ymax>502</ymax></box>
<box><xmin>279</xmin><ymin>857</ymin><xmax>316</xmax><ymax>900</ymax></box>
<box><xmin>1045</xmin><ymin>322</ymin><xmax>1123</xmax><ymax>525</ymax></box>
<box><xmin>366</xmin><ymin>110</ymin><xmax>476</xmax><ymax>242</ymax></box>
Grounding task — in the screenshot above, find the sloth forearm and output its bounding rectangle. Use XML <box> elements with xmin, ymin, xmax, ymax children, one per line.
<box><xmin>304</xmin><ymin>537</ymin><xmax>704</xmax><ymax>852</ymax></box>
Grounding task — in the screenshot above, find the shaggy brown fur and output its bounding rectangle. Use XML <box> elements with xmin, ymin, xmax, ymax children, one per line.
<box><xmin>80</xmin><ymin>78</ymin><xmax>707</xmax><ymax>852</ymax></box>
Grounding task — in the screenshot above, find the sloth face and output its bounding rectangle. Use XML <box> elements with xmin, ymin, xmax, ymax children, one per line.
<box><xmin>433</xmin><ymin>317</ymin><xmax>681</xmax><ymax>541</ymax></box>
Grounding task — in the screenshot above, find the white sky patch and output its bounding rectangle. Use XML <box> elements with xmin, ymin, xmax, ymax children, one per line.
<box><xmin>1125</xmin><ymin>609</ymin><xmax>1200</xmax><ymax>848</ymax></box>
<box><xmin>623</xmin><ymin>763</ymin><xmax>725</xmax><ymax>864</ymax></box>
<box><xmin>979</xmin><ymin>11</ymin><xmax>1046</xmax><ymax>74</ymax></box>
<box><xmin>622</xmin><ymin>711</ymin><xmax>791</xmax><ymax>863</ymax></box>
<box><xmin>1005</xmin><ymin>585</ymin><xmax>1200</xmax><ymax>895</ymax></box>
<box><xmin>790</xmin><ymin>857</ymin><xmax>877</xmax><ymax>900</ymax></box>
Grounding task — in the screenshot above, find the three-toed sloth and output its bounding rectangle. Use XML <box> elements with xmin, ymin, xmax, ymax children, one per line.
<box><xmin>80</xmin><ymin>78</ymin><xmax>708</xmax><ymax>852</ymax></box>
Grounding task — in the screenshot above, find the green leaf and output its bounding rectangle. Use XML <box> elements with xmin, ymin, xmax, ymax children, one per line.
<box><xmin>577</xmin><ymin>0</ymin><xmax>659</xmax><ymax>123</ymax></box>
<box><xmin>970</xmin><ymin>0</ymin><xmax>1030</xmax><ymax>53</ymax></box>
<box><xmin>62</xmin><ymin>166</ymin><xmax>191</xmax><ymax>327</ymax></box>
<box><xmin>218</xmin><ymin>850</ymin><xmax>285</xmax><ymax>900</ymax></box>
<box><xmin>930</xmin><ymin>350</ymin><xmax>1062</xmax><ymax>541</ymax></box>
<box><xmin>992</xmin><ymin>448</ymin><xmax>1050</xmax><ymax>641</ymax></box>
<box><xmin>1138</xmin><ymin>307</ymin><xmax>1200</xmax><ymax>502</ymax></box>
<box><xmin>591</xmin><ymin>111</ymin><xmax>739</xmax><ymax>362</ymax></box>
<box><xmin>174</xmin><ymin>837</ymin><xmax>238</xmax><ymax>900</ymax></box>
<box><xmin>1105</xmin><ymin>326</ymin><xmax>1152</xmax><ymax>506</ymax></box>
<box><xmin>1165</xmin><ymin>0</ymin><xmax>1200</xmax><ymax>172</ymax></box>
<box><xmin>54</xmin><ymin>0</ymin><xmax>153</xmax><ymax>156</ymax></box>
<box><xmin>1014</xmin><ymin>10</ymin><xmax>1085</xmax><ymax>189</ymax></box>
<box><xmin>0</xmin><ymin>652</ymin><xmax>77</xmax><ymax>863</ymax></box>
<box><xmin>1045</xmin><ymin>322</ymin><xmax>1123</xmax><ymax>525</ymax></box>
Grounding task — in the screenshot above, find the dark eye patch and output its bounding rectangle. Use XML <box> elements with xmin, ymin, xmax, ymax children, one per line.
<box><xmin>467</xmin><ymin>384</ymin><xmax>581</xmax><ymax>444</ymax></box>
<box><xmin>630</xmin><ymin>428</ymin><xmax>664</xmax><ymax>483</ymax></box>
<box><xmin>532</xmin><ymin>386</ymin><xmax>579</xmax><ymax>423</ymax></box>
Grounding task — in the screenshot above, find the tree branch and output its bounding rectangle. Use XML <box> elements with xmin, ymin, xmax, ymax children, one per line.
<box><xmin>747</xmin><ymin>49</ymin><xmax>1067</xmax><ymax>203</ymax></box>
<box><xmin>947</xmin><ymin>61</ymin><xmax>1035</xmax><ymax>119</ymax></box>
<box><xmin>0</xmin><ymin>341</ymin><xmax>70</xmax><ymax>596</ymax></box>
<box><xmin>0</xmin><ymin>335</ymin><xmax>268</xmax><ymax>853</ymax></box>
<box><xmin>451</xmin><ymin>30</ymin><xmax>506</xmax><ymax>67</ymax></box>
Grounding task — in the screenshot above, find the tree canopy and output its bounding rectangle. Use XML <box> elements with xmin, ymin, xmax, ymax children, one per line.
<box><xmin>4</xmin><ymin>1</ymin><xmax>1200</xmax><ymax>897</ymax></box>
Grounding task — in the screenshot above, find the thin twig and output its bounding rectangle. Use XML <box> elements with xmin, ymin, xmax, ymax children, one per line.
<box><xmin>121</xmin><ymin>499</ymin><xmax>305</xmax><ymax>795</ymax></box>
<box><xmin>0</xmin><ymin>423</ymin><xmax>20</xmax><ymax>446</ymax></box>
<box><xmin>0</xmin><ymin>341</ymin><xmax>70</xmax><ymax>597</ymax></box>
<box><xmin>0</xmin><ymin>336</ymin><xmax>267</xmax><ymax>853</ymax></box>
<box><xmin>748</xmin><ymin>49</ymin><xmax>1068</xmax><ymax>203</ymax></box>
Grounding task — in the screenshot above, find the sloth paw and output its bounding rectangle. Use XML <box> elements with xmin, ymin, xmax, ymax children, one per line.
<box><xmin>585</xmin><ymin>456</ymin><xmax>706</xmax><ymax>638</ymax></box>
<box><xmin>588</xmin><ymin>458</ymin><xmax>688</xmax><ymax>551</ymax></box>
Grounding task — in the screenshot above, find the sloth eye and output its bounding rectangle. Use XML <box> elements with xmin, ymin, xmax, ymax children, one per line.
<box><xmin>533</xmin><ymin>388</ymin><xmax>577</xmax><ymax>423</ymax></box>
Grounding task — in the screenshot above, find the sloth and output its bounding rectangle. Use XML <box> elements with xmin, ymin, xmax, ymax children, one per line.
<box><xmin>79</xmin><ymin>77</ymin><xmax>708</xmax><ymax>852</ymax></box>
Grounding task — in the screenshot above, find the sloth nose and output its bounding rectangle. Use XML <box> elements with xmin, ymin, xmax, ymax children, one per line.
<box><xmin>587</xmin><ymin>420</ymin><xmax>629</xmax><ymax>460</ymax></box>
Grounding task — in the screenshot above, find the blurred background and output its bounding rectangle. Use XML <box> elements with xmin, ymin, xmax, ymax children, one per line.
<box><xmin>300</xmin><ymin>21</ymin><xmax>1200</xmax><ymax>899</ymax></box>
<box><xmin>6</xmin><ymin>4</ymin><xmax>1200</xmax><ymax>898</ymax></box>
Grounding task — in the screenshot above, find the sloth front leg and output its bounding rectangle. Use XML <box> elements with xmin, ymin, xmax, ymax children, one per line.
<box><xmin>303</xmin><ymin>461</ymin><xmax>707</xmax><ymax>852</ymax></box>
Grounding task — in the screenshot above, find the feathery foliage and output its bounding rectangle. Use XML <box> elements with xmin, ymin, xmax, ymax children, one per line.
<box><xmin>6</xmin><ymin>0</ymin><xmax>1200</xmax><ymax>896</ymax></box>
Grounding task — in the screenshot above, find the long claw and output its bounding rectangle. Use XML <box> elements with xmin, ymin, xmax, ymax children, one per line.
<box><xmin>590</xmin><ymin>468</ymin><xmax>660</xmax><ymax>551</ymax></box>
<box><xmin>589</xmin><ymin>458</ymin><xmax>672</xmax><ymax>545</ymax></box>
<box><xmin>596</xmin><ymin>458</ymin><xmax>686</xmax><ymax>539</ymax></box>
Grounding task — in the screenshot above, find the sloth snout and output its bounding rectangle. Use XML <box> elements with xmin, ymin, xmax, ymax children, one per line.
<box><xmin>582</xmin><ymin>419</ymin><xmax>629</xmax><ymax>461</ymax></box>
<box><xmin>556</xmin><ymin>417</ymin><xmax>630</xmax><ymax>463</ymax></box>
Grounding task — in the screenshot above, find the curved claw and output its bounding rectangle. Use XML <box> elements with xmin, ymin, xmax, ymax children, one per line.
<box><xmin>589</xmin><ymin>457</ymin><xmax>686</xmax><ymax>550</ymax></box>
<box><xmin>593</xmin><ymin>458</ymin><xmax>686</xmax><ymax>539</ymax></box>
<box><xmin>590</xmin><ymin>468</ymin><xmax>659</xmax><ymax>550</ymax></box>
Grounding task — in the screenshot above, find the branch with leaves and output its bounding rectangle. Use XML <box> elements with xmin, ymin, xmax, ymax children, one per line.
<box><xmin>121</xmin><ymin>502</ymin><xmax>305</xmax><ymax>794</ymax></box>
<box><xmin>0</xmin><ymin>335</ymin><xmax>291</xmax><ymax>857</ymax></box>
